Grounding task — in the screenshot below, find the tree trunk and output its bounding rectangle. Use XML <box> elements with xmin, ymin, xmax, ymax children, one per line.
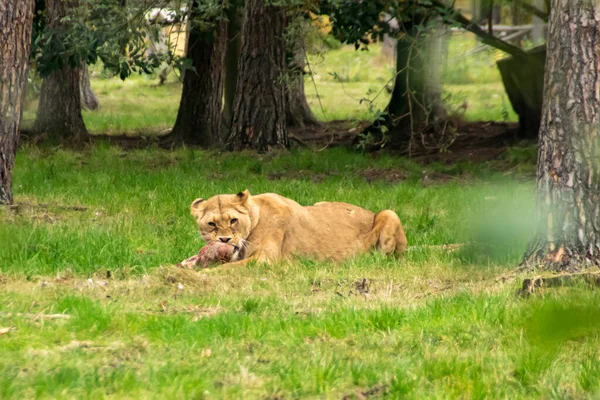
<box><xmin>0</xmin><ymin>1</ymin><xmax>35</xmax><ymax>205</ymax></box>
<box><xmin>422</xmin><ymin>23</ymin><xmax>448</xmax><ymax>126</ymax></box>
<box><xmin>285</xmin><ymin>34</ymin><xmax>320</xmax><ymax>128</ymax></box>
<box><xmin>358</xmin><ymin>22</ymin><xmax>447</xmax><ymax>151</ymax></box>
<box><xmin>384</xmin><ymin>27</ymin><xmax>426</xmax><ymax>147</ymax></box>
<box><xmin>167</xmin><ymin>0</ymin><xmax>228</xmax><ymax>146</ymax></box>
<box><xmin>472</xmin><ymin>0</ymin><xmax>500</xmax><ymax>24</ymax></box>
<box><xmin>227</xmin><ymin>0</ymin><xmax>288</xmax><ymax>152</ymax></box>
<box><xmin>33</xmin><ymin>0</ymin><xmax>88</xmax><ymax>142</ymax></box>
<box><xmin>522</xmin><ymin>0</ymin><xmax>600</xmax><ymax>272</ymax></box>
<box><xmin>221</xmin><ymin>5</ymin><xmax>244</xmax><ymax>132</ymax></box>
<box><xmin>497</xmin><ymin>46</ymin><xmax>546</xmax><ymax>139</ymax></box>
<box><xmin>80</xmin><ymin>63</ymin><xmax>100</xmax><ymax>111</ymax></box>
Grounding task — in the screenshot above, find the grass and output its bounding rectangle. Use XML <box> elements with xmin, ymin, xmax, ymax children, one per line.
<box><xmin>2</xmin><ymin>144</ymin><xmax>599</xmax><ymax>398</ymax></box>
<box><xmin>4</xmin><ymin>31</ymin><xmax>586</xmax><ymax>400</ymax></box>
<box><xmin>22</xmin><ymin>34</ymin><xmax>517</xmax><ymax>134</ymax></box>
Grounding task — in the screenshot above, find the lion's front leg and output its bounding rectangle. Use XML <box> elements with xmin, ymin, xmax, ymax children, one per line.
<box><xmin>219</xmin><ymin>252</ymin><xmax>274</xmax><ymax>269</ymax></box>
<box><xmin>221</xmin><ymin>231</ymin><xmax>285</xmax><ymax>268</ymax></box>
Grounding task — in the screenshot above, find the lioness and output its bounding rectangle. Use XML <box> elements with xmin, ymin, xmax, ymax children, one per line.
<box><xmin>190</xmin><ymin>190</ymin><xmax>407</xmax><ymax>266</ymax></box>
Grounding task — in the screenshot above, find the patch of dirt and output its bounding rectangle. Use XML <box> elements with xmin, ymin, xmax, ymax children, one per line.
<box><xmin>290</xmin><ymin>120</ymin><xmax>527</xmax><ymax>166</ymax></box>
<box><xmin>289</xmin><ymin>120</ymin><xmax>368</xmax><ymax>148</ymax></box>
<box><xmin>22</xmin><ymin>120</ymin><xmax>529</xmax><ymax>168</ymax></box>
<box><xmin>2</xmin><ymin>201</ymin><xmax>91</xmax><ymax>225</ymax></box>
<box><xmin>343</xmin><ymin>383</ymin><xmax>388</xmax><ymax>399</ymax></box>
<box><xmin>267</xmin><ymin>170</ymin><xmax>338</xmax><ymax>183</ymax></box>
<box><xmin>407</xmin><ymin>121</ymin><xmax>523</xmax><ymax>164</ymax></box>
<box><xmin>360</xmin><ymin>168</ymin><xmax>408</xmax><ymax>183</ymax></box>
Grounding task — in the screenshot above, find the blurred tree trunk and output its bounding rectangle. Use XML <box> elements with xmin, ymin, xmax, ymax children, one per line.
<box><xmin>80</xmin><ymin>63</ymin><xmax>100</xmax><ymax>111</ymax></box>
<box><xmin>167</xmin><ymin>0</ymin><xmax>228</xmax><ymax>146</ymax></box>
<box><xmin>472</xmin><ymin>0</ymin><xmax>501</xmax><ymax>24</ymax></box>
<box><xmin>0</xmin><ymin>0</ymin><xmax>35</xmax><ymax>205</ymax></box>
<box><xmin>285</xmin><ymin>35</ymin><xmax>320</xmax><ymax>128</ymax></box>
<box><xmin>221</xmin><ymin>4</ymin><xmax>244</xmax><ymax>133</ymax></box>
<box><xmin>358</xmin><ymin>20</ymin><xmax>447</xmax><ymax>151</ymax></box>
<box><xmin>33</xmin><ymin>0</ymin><xmax>88</xmax><ymax>142</ymax></box>
<box><xmin>522</xmin><ymin>0</ymin><xmax>600</xmax><ymax>272</ymax></box>
<box><xmin>422</xmin><ymin>23</ymin><xmax>448</xmax><ymax>126</ymax></box>
<box><xmin>228</xmin><ymin>0</ymin><xmax>288</xmax><ymax>151</ymax></box>
<box><xmin>387</xmin><ymin>26</ymin><xmax>426</xmax><ymax>131</ymax></box>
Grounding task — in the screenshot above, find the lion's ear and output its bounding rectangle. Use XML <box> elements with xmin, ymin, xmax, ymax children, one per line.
<box><xmin>236</xmin><ymin>189</ymin><xmax>251</xmax><ymax>205</ymax></box>
<box><xmin>190</xmin><ymin>198</ymin><xmax>206</xmax><ymax>215</ymax></box>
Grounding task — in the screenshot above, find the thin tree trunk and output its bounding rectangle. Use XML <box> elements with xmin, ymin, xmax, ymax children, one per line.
<box><xmin>0</xmin><ymin>1</ymin><xmax>35</xmax><ymax>205</ymax></box>
<box><xmin>167</xmin><ymin>0</ymin><xmax>227</xmax><ymax>146</ymax></box>
<box><xmin>33</xmin><ymin>0</ymin><xmax>88</xmax><ymax>142</ymax></box>
<box><xmin>354</xmin><ymin>25</ymin><xmax>425</xmax><ymax>150</ymax></box>
<box><xmin>80</xmin><ymin>63</ymin><xmax>100</xmax><ymax>111</ymax></box>
<box><xmin>228</xmin><ymin>0</ymin><xmax>288</xmax><ymax>152</ymax></box>
<box><xmin>222</xmin><ymin>5</ymin><xmax>244</xmax><ymax>132</ymax></box>
<box><xmin>285</xmin><ymin>35</ymin><xmax>320</xmax><ymax>128</ymax></box>
<box><xmin>522</xmin><ymin>0</ymin><xmax>600</xmax><ymax>272</ymax></box>
<box><xmin>422</xmin><ymin>23</ymin><xmax>448</xmax><ymax>125</ymax></box>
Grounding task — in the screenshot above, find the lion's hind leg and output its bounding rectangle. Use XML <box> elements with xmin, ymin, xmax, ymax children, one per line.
<box><xmin>366</xmin><ymin>210</ymin><xmax>408</xmax><ymax>256</ymax></box>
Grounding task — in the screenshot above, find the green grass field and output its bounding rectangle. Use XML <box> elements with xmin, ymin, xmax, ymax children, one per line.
<box><xmin>5</xmin><ymin>35</ymin><xmax>598</xmax><ymax>399</ymax></box>
<box><xmin>2</xmin><ymin>146</ymin><xmax>600</xmax><ymax>398</ymax></box>
<box><xmin>21</xmin><ymin>34</ymin><xmax>518</xmax><ymax>135</ymax></box>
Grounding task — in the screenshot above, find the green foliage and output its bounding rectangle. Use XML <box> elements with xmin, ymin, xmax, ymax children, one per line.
<box><xmin>31</xmin><ymin>0</ymin><xmax>225</xmax><ymax>80</ymax></box>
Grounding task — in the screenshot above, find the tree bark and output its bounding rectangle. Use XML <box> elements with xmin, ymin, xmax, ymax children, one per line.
<box><xmin>33</xmin><ymin>0</ymin><xmax>88</xmax><ymax>142</ymax></box>
<box><xmin>285</xmin><ymin>34</ymin><xmax>320</xmax><ymax>128</ymax></box>
<box><xmin>522</xmin><ymin>0</ymin><xmax>600</xmax><ymax>272</ymax></box>
<box><xmin>79</xmin><ymin>63</ymin><xmax>100</xmax><ymax>111</ymax></box>
<box><xmin>0</xmin><ymin>1</ymin><xmax>35</xmax><ymax>205</ymax></box>
<box><xmin>227</xmin><ymin>0</ymin><xmax>288</xmax><ymax>152</ymax></box>
<box><xmin>167</xmin><ymin>0</ymin><xmax>228</xmax><ymax>146</ymax></box>
<box><xmin>221</xmin><ymin>4</ymin><xmax>244</xmax><ymax>132</ymax></box>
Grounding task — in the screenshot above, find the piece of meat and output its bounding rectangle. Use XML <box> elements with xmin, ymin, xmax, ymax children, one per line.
<box><xmin>177</xmin><ymin>242</ymin><xmax>234</xmax><ymax>269</ymax></box>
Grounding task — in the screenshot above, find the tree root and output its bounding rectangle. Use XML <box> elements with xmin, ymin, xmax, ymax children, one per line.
<box><xmin>518</xmin><ymin>271</ymin><xmax>600</xmax><ymax>297</ymax></box>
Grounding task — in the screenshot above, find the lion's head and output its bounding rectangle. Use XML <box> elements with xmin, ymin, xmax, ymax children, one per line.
<box><xmin>190</xmin><ymin>190</ymin><xmax>256</xmax><ymax>260</ymax></box>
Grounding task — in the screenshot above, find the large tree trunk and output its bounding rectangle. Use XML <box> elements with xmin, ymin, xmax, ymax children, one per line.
<box><xmin>79</xmin><ymin>63</ymin><xmax>100</xmax><ymax>111</ymax></box>
<box><xmin>33</xmin><ymin>0</ymin><xmax>88</xmax><ymax>142</ymax></box>
<box><xmin>167</xmin><ymin>0</ymin><xmax>228</xmax><ymax>146</ymax></box>
<box><xmin>521</xmin><ymin>0</ymin><xmax>600</xmax><ymax>272</ymax></box>
<box><xmin>221</xmin><ymin>5</ymin><xmax>244</xmax><ymax>133</ymax></box>
<box><xmin>0</xmin><ymin>1</ymin><xmax>35</xmax><ymax>205</ymax></box>
<box><xmin>227</xmin><ymin>0</ymin><xmax>288</xmax><ymax>152</ymax></box>
<box><xmin>285</xmin><ymin>34</ymin><xmax>320</xmax><ymax>128</ymax></box>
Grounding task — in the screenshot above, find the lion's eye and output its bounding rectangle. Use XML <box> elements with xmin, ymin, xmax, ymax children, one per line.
<box><xmin>208</xmin><ymin>222</ymin><xmax>216</xmax><ymax>227</ymax></box>
<box><xmin>231</xmin><ymin>218</ymin><xmax>238</xmax><ymax>225</ymax></box>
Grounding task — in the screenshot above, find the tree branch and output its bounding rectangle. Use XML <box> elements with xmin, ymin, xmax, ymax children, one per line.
<box><xmin>428</xmin><ymin>0</ymin><xmax>528</xmax><ymax>58</ymax></box>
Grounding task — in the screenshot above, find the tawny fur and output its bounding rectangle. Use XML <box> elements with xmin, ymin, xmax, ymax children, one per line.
<box><xmin>190</xmin><ymin>190</ymin><xmax>407</xmax><ymax>267</ymax></box>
